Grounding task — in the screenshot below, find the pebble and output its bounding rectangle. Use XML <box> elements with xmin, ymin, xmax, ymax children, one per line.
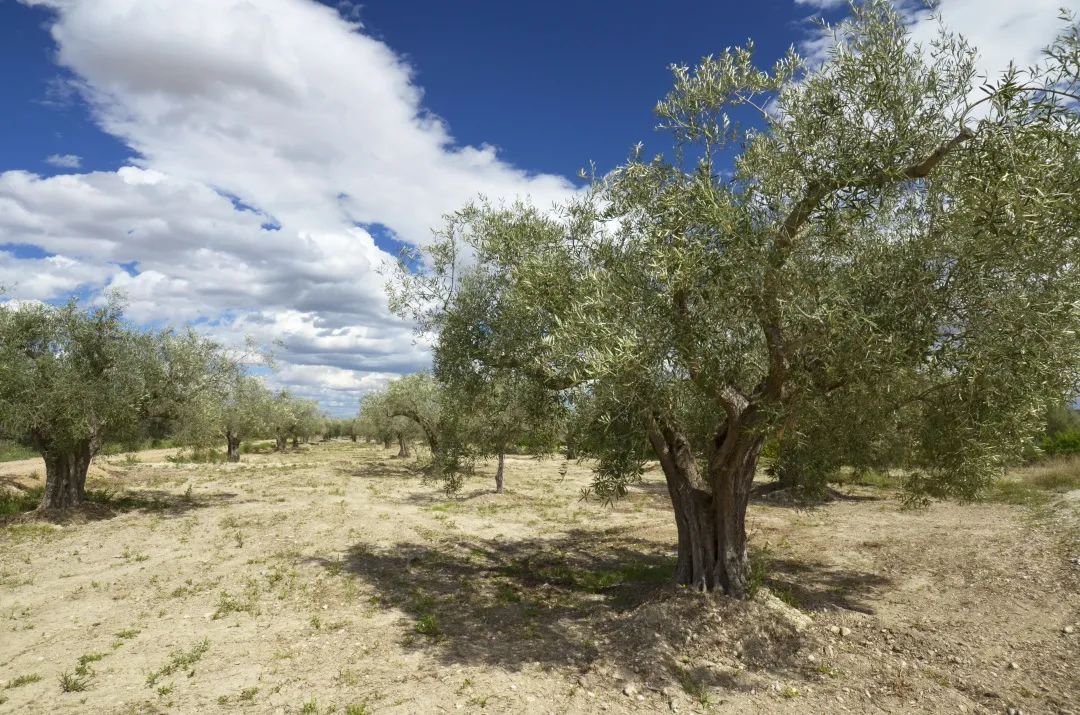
<box><xmin>1063</xmin><ymin>625</ymin><xmax>1075</xmax><ymax>635</ymax></box>
<box><xmin>839</xmin><ymin>626</ymin><xmax>852</xmax><ymax>637</ymax></box>
<box><xmin>622</xmin><ymin>684</ymin><xmax>638</xmax><ymax>697</ymax></box>
<box><xmin>1007</xmin><ymin>662</ymin><xmax>1019</xmax><ymax>670</ymax></box>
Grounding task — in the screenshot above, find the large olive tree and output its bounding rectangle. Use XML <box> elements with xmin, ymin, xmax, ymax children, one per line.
<box><xmin>394</xmin><ymin>3</ymin><xmax>1080</xmax><ymax>596</ymax></box>
<box><xmin>0</xmin><ymin>299</ymin><xmax>211</xmax><ymax>509</ymax></box>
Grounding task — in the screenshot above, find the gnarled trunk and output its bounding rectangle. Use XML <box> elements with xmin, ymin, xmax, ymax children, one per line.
<box><xmin>382</xmin><ymin>436</ymin><xmax>392</xmax><ymax>449</ymax></box>
<box><xmin>275</xmin><ymin>435</ymin><xmax>287</xmax><ymax>452</ymax></box>
<box><xmin>292</xmin><ymin>436</ymin><xmax>299</xmax><ymax>449</ymax></box>
<box><xmin>350</xmin><ymin>434</ymin><xmax>358</xmax><ymax>443</ymax></box>
<box><xmin>396</xmin><ymin>433</ymin><xmax>411</xmax><ymax>458</ymax></box>
<box><xmin>226</xmin><ymin>433</ymin><xmax>241</xmax><ymax>463</ymax></box>
<box><xmin>40</xmin><ymin>440</ymin><xmax>93</xmax><ymax>510</ymax></box>
<box><xmin>648</xmin><ymin>418</ymin><xmax>761</xmax><ymax>598</ymax></box>
<box><xmin>494</xmin><ymin>450</ymin><xmax>505</xmax><ymax>493</ymax></box>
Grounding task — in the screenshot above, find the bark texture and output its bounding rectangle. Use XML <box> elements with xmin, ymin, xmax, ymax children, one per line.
<box><xmin>39</xmin><ymin>441</ymin><xmax>93</xmax><ymax>510</ymax></box>
<box><xmin>647</xmin><ymin>416</ymin><xmax>761</xmax><ymax>597</ymax></box>
<box><xmin>396</xmin><ymin>434</ymin><xmax>411</xmax><ymax>458</ymax></box>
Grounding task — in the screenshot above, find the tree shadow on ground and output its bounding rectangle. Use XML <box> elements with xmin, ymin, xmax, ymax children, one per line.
<box><xmin>749</xmin><ymin>483</ymin><xmax>887</xmax><ymax>510</ymax></box>
<box><xmin>338</xmin><ymin>461</ymin><xmax>424</xmax><ymax>480</ymax></box>
<box><xmin>400</xmin><ymin>486</ymin><xmax>495</xmax><ymax>506</ymax></box>
<box><xmin>762</xmin><ymin>554</ymin><xmax>890</xmax><ymax>614</ymax></box>
<box><xmin>0</xmin><ymin>487</ymin><xmax>238</xmax><ymax>526</ymax></box>
<box><xmin>310</xmin><ymin>527</ymin><xmax>892</xmax><ymax>682</ymax></box>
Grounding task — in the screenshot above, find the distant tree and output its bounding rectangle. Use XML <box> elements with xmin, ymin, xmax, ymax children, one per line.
<box><xmin>437</xmin><ymin>371</ymin><xmax>563</xmax><ymax>493</ymax></box>
<box><xmin>383</xmin><ymin>373</ymin><xmax>442</xmax><ymax>455</ymax></box>
<box><xmin>358</xmin><ymin>389</ymin><xmax>423</xmax><ymax>457</ymax></box>
<box><xmin>177</xmin><ymin>370</ymin><xmax>272</xmax><ymax>462</ymax></box>
<box><xmin>167</xmin><ymin>335</ymin><xmax>275</xmax><ymax>462</ymax></box>
<box><xmin>266</xmin><ymin>393</ymin><xmax>322</xmax><ymax>451</ymax></box>
<box><xmin>393</xmin><ymin>3</ymin><xmax>1080</xmax><ymax>596</ymax></box>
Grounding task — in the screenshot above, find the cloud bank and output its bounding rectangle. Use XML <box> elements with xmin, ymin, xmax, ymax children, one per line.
<box><xmin>6</xmin><ymin>0</ymin><xmax>578</xmax><ymax>413</ymax></box>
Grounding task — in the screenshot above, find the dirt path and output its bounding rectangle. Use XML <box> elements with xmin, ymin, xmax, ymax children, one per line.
<box><xmin>0</xmin><ymin>442</ymin><xmax>1076</xmax><ymax>714</ymax></box>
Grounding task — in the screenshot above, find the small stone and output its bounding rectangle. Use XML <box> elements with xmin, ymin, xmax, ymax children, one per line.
<box><xmin>839</xmin><ymin>627</ymin><xmax>852</xmax><ymax>637</ymax></box>
<box><xmin>636</xmin><ymin>694</ymin><xmax>645</xmax><ymax>702</ymax></box>
<box><xmin>623</xmin><ymin>684</ymin><xmax>638</xmax><ymax>697</ymax></box>
<box><xmin>1063</xmin><ymin>625</ymin><xmax>1076</xmax><ymax>635</ymax></box>
<box><xmin>1007</xmin><ymin>662</ymin><xmax>1019</xmax><ymax>670</ymax></box>
<box><xmin>829</xmin><ymin>625</ymin><xmax>841</xmax><ymax>635</ymax></box>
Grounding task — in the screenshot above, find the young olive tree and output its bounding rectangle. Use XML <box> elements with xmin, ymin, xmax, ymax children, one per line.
<box><xmin>393</xmin><ymin>3</ymin><xmax>1080</xmax><ymax>596</ymax></box>
<box><xmin>0</xmin><ymin>299</ymin><xmax>207</xmax><ymax>508</ymax></box>
<box><xmin>438</xmin><ymin>371</ymin><xmax>564</xmax><ymax>493</ymax></box>
<box><xmin>425</xmin><ymin>268</ymin><xmax>566</xmax><ymax>491</ymax></box>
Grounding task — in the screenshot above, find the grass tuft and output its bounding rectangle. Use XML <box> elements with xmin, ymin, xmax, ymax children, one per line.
<box><xmin>5</xmin><ymin>673</ymin><xmax>42</xmax><ymax>689</ymax></box>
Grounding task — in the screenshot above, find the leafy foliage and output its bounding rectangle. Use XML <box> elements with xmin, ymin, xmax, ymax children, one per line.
<box><xmin>392</xmin><ymin>2</ymin><xmax>1080</xmax><ymax>592</ymax></box>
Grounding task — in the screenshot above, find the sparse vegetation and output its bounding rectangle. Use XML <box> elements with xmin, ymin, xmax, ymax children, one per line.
<box><xmin>58</xmin><ymin>670</ymin><xmax>91</xmax><ymax>693</ymax></box>
<box><xmin>5</xmin><ymin>673</ymin><xmax>42</xmax><ymax>689</ymax></box>
<box><xmin>145</xmin><ymin>639</ymin><xmax>210</xmax><ymax>687</ymax></box>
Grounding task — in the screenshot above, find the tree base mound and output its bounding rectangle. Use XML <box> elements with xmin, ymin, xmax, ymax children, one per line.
<box><xmin>580</xmin><ymin>585</ymin><xmax>821</xmax><ymax>698</ymax></box>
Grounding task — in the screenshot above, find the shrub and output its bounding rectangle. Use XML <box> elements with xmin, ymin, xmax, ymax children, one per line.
<box><xmin>1040</xmin><ymin>431</ymin><xmax>1080</xmax><ymax>457</ymax></box>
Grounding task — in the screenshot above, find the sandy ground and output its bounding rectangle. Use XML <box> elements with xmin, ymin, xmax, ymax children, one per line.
<box><xmin>0</xmin><ymin>441</ymin><xmax>1077</xmax><ymax>714</ymax></box>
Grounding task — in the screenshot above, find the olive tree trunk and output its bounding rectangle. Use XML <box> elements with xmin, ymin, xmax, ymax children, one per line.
<box><xmin>648</xmin><ymin>418</ymin><xmax>762</xmax><ymax>598</ymax></box>
<box><xmin>494</xmin><ymin>450</ymin><xmax>506</xmax><ymax>493</ymax></box>
<box><xmin>275</xmin><ymin>435</ymin><xmax>287</xmax><ymax>451</ymax></box>
<box><xmin>39</xmin><ymin>440</ymin><xmax>94</xmax><ymax>510</ymax></box>
<box><xmin>226</xmin><ymin>433</ymin><xmax>241</xmax><ymax>463</ymax></box>
<box><xmin>292</xmin><ymin>436</ymin><xmax>299</xmax><ymax>449</ymax></box>
<box><xmin>396</xmin><ymin>433</ymin><xmax>411</xmax><ymax>458</ymax></box>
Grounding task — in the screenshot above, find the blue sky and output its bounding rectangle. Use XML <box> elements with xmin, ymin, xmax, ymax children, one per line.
<box><xmin>0</xmin><ymin>0</ymin><xmax>1075</xmax><ymax>414</ymax></box>
<box><xmin>2</xmin><ymin>1</ymin><xmax>815</xmax><ymax>183</ymax></box>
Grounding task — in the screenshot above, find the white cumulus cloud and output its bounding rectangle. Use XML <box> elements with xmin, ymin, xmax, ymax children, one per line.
<box><xmin>7</xmin><ymin>0</ymin><xmax>579</xmax><ymax>414</ymax></box>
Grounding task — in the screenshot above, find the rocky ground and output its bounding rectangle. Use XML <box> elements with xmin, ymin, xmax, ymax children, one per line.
<box><xmin>0</xmin><ymin>441</ymin><xmax>1077</xmax><ymax>714</ymax></box>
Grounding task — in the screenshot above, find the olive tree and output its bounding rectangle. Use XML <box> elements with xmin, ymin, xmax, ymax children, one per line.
<box><xmin>393</xmin><ymin>3</ymin><xmax>1080</xmax><ymax>596</ymax></box>
<box><xmin>178</xmin><ymin>371</ymin><xmax>273</xmax><ymax>462</ymax></box>
<box><xmin>438</xmin><ymin>371</ymin><xmax>564</xmax><ymax>493</ymax></box>
<box><xmin>0</xmin><ymin>299</ymin><xmax>208</xmax><ymax>508</ymax></box>
<box><xmin>384</xmin><ymin>373</ymin><xmax>442</xmax><ymax>455</ymax></box>
<box><xmin>267</xmin><ymin>392</ymin><xmax>321</xmax><ymax>451</ymax></box>
<box><xmin>421</xmin><ymin>265</ymin><xmax>566</xmax><ymax>491</ymax></box>
<box><xmin>358</xmin><ymin>387</ymin><xmax>426</xmax><ymax>457</ymax></box>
